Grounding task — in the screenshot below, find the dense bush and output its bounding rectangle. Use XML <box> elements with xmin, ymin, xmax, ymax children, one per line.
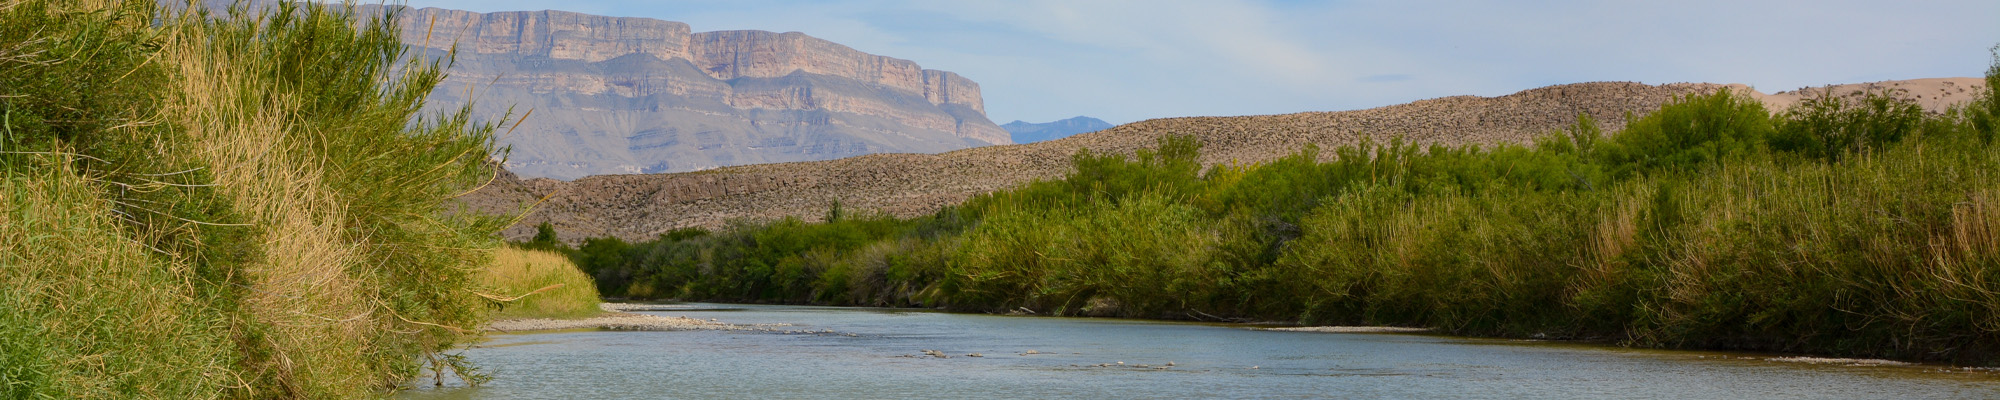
<box><xmin>1772</xmin><ymin>87</ymin><xmax>1928</xmax><ymax>161</ymax></box>
<box><xmin>1593</xmin><ymin>89</ymin><xmax>1774</xmax><ymax>176</ymax></box>
<box><xmin>2</xmin><ymin>1</ymin><xmax>506</xmax><ymax>397</ymax></box>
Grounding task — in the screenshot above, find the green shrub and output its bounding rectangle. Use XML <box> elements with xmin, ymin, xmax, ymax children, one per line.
<box><xmin>1970</xmin><ymin>46</ymin><xmax>2000</xmax><ymax>143</ymax></box>
<box><xmin>568</xmin><ymin>48</ymin><xmax>2000</xmax><ymax>364</ymax></box>
<box><xmin>1772</xmin><ymin>88</ymin><xmax>1927</xmax><ymax>161</ymax></box>
<box><xmin>1595</xmin><ymin>88</ymin><xmax>1774</xmax><ymax>176</ymax></box>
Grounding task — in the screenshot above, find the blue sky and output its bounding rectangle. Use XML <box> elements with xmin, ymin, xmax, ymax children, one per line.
<box><xmin>401</xmin><ymin>0</ymin><xmax>2000</xmax><ymax>126</ymax></box>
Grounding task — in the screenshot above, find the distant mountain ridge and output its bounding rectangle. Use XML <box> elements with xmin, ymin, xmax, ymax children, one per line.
<box><xmin>1004</xmin><ymin>116</ymin><xmax>1114</xmax><ymax>143</ymax></box>
<box><xmin>373</xmin><ymin>4</ymin><xmax>1011</xmax><ymax>179</ymax></box>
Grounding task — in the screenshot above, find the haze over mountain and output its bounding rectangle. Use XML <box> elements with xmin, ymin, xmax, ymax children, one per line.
<box><xmin>373</xmin><ymin>5</ymin><xmax>1011</xmax><ymax>179</ymax></box>
<box><xmin>1003</xmin><ymin>116</ymin><xmax>1114</xmax><ymax>143</ymax></box>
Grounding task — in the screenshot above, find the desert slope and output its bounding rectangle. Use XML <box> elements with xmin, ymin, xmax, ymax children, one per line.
<box><xmin>1737</xmin><ymin>77</ymin><xmax>1987</xmax><ymax>113</ymax></box>
<box><xmin>465</xmin><ymin>78</ymin><xmax>1986</xmax><ymax>242</ymax></box>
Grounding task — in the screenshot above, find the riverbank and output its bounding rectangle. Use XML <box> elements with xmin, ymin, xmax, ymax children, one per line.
<box><xmin>484</xmin><ymin>303</ymin><xmax>793</xmax><ymax>333</ymax></box>
<box><xmin>557</xmin><ymin>71</ymin><xmax>2000</xmax><ymax>365</ymax></box>
<box><xmin>1265</xmin><ymin>326</ymin><xmax>1432</xmax><ymax>334</ymax></box>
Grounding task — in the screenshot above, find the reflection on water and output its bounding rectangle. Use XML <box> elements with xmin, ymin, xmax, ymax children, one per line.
<box><xmin>399</xmin><ymin>304</ymin><xmax>2000</xmax><ymax>399</ymax></box>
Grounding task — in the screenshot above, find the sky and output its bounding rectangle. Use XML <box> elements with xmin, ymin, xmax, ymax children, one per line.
<box><xmin>399</xmin><ymin>0</ymin><xmax>2000</xmax><ymax>126</ymax></box>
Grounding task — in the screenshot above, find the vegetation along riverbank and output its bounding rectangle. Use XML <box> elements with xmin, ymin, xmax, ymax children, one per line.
<box><xmin>556</xmin><ymin>50</ymin><xmax>2000</xmax><ymax>364</ymax></box>
<box><xmin>0</xmin><ymin>1</ymin><xmax>546</xmax><ymax>397</ymax></box>
<box><xmin>481</xmin><ymin>248</ymin><xmax>604</xmax><ymax>320</ymax></box>
<box><xmin>476</xmin><ymin>248</ymin><xmax>761</xmax><ymax>333</ymax></box>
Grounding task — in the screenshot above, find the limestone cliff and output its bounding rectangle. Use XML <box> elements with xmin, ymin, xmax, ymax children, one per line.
<box><xmin>389</xmin><ymin>6</ymin><xmax>1009</xmax><ymax>179</ymax></box>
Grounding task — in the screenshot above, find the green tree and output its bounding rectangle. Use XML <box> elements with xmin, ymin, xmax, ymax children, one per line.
<box><xmin>1772</xmin><ymin>88</ymin><xmax>1925</xmax><ymax>161</ymax></box>
<box><xmin>520</xmin><ymin>221</ymin><xmax>569</xmax><ymax>252</ymax></box>
<box><xmin>1970</xmin><ymin>45</ymin><xmax>2000</xmax><ymax>143</ymax></box>
<box><xmin>1595</xmin><ymin>89</ymin><xmax>1774</xmax><ymax>176</ymax></box>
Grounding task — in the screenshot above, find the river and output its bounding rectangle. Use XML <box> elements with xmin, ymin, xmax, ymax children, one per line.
<box><xmin>397</xmin><ymin>303</ymin><xmax>2000</xmax><ymax>399</ymax></box>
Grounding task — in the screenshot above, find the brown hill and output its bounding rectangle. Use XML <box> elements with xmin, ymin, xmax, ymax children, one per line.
<box><xmin>1737</xmin><ymin>77</ymin><xmax>1988</xmax><ymax>114</ymax></box>
<box><xmin>464</xmin><ymin>78</ymin><xmax>1987</xmax><ymax>243</ymax></box>
<box><xmin>463</xmin><ymin>81</ymin><xmax>1705</xmax><ymax>242</ymax></box>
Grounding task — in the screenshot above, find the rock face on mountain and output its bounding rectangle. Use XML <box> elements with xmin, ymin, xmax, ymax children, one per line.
<box><xmin>1005</xmin><ymin>116</ymin><xmax>1115</xmax><ymax>143</ymax></box>
<box><xmin>388</xmin><ymin>6</ymin><xmax>1009</xmax><ymax>179</ymax></box>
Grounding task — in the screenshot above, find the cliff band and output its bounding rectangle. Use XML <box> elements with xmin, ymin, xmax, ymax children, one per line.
<box><xmin>393</xmin><ymin>6</ymin><xmax>1010</xmax><ymax>179</ymax></box>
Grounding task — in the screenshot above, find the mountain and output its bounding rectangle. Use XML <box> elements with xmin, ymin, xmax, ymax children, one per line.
<box><xmin>375</xmin><ymin>6</ymin><xmax>1011</xmax><ymax>179</ymax></box>
<box><xmin>1003</xmin><ymin>116</ymin><xmax>1115</xmax><ymax>143</ymax></box>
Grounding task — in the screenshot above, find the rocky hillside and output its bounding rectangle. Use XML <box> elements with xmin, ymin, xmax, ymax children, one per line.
<box><xmin>463</xmin><ymin>81</ymin><xmax>1729</xmax><ymax>242</ymax></box>
<box><xmin>386</xmin><ymin>6</ymin><xmax>1009</xmax><ymax>179</ymax></box>
<box><xmin>464</xmin><ymin>77</ymin><xmax>1988</xmax><ymax>243</ymax></box>
<box><xmin>1741</xmin><ymin>78</ymin><xmax>1988</xmax><ymax>114</ymax></box>
<box><xmin>1005</xmin><ymin>116</ymin><xmax>1115</xmax><ymax>143</ymax></box>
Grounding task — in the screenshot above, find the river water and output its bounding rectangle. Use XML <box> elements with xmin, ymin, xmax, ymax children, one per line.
<box><xmin>398</xmin><ymin>303</ymin><xmax>2000</xmax><ymax>399</ymax></box>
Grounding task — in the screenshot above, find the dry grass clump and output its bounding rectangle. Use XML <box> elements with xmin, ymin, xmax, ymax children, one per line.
<box><xmin>481</xmin><ymin>247</ymin><xmax>604</xmax><ymax>319</ymax></box>
<box><xmin>159</xmin><ymin>21</ymin><xmax>380</xmax><ymax>396</ymax></box>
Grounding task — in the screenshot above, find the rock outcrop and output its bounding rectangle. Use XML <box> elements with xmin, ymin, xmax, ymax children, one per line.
<box><xmin>389</xmin><ymin>6</ymin><xmax>1009</xmax><ymax>179</ymax></box>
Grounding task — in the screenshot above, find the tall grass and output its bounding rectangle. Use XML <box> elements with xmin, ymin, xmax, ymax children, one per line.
<box><xmin>158</xmin><ymin>1</ymin><xmax>506</xmax><ymax>393</ymax></box>
<box><xmin>0</xmin><ymin>154</ymin><xmax>239</xmax><ymax>399</ymax></box>
<box><xmin>482</xmin><ymin>247</ymin><xmax>603</xmax><ymax>319</ymax></box>
<box><xmin>947</xmin><ymin>191</ymin><xmax>1219</xmax><ymax>317</ymax></box>
<box><xmin>2</xmin><ymin>0</ymin><xmax>507</xmax><ymax>397</ymax></box>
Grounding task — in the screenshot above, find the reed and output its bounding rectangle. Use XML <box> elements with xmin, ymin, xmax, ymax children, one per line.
<box><xmin>0</xmin><ymin>153</ymin><xmax>240</xmax><ymax>399</ymax></box>
<box><xmin>481</xmin><ymin>247</ymin><xmax>603</xmax><ymax>319</ymax></box>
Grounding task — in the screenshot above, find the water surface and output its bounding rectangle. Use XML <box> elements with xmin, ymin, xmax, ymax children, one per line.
<box><xmin>399</xmin><ymin>303</ymin><xmax>2000</xmax><ymax>399</ymax></box>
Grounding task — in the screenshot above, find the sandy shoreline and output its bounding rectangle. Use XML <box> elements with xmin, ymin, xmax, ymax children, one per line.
<box><xmin>485</xmin><ymin>303</ymin><xmax>791</xmax><ymax>333</ymax></box>
<box><xmin>1263</xmin><ymin>326</ymin><xmax>1433</xmax><ymax>334</ymax></box>
<box><xmin>1766</xmin><ymin>357</ymin><xmax>1911</xmax><ymax>367</ymax></box>
<box><xmin>487</xmin><ymin>306</ymin><xmax>1443</xmax><ymax>335</ymax></box>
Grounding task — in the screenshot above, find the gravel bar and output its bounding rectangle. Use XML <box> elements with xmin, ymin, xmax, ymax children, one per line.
<box><xmin>1262</xmin><ymin>326</ymin><xmax>1433</xmax><ymax>334</ymax></box>
<box><xmin>485</xmin><ymin>303</ymin><xmax>797</xmax><ymax>333</ymax></box>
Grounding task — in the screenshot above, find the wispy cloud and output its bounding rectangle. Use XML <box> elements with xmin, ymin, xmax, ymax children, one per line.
<box><xmin>909</xmin><ymin>1</ymin><xmax>1335</xmax><ymax>86</ymax></box>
